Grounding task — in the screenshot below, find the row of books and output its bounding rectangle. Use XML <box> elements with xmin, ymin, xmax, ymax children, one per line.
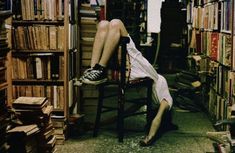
<box><xmin>0</xmin><ymin>57</ymin><xmax>6</xmax><ymax>84</ymax></box>
<box><xmin>12</xmin><ymin>25</ymin><xmax>64</xmax><ymax>50</ymax></box>
<box><xmin>13</xmin><ymin>0</ymin><xmax>64</xmax><ymax>21</ymax></box>
<box><xmin>0</xmin><ymin>0</ymin><xmax>11</xmax><ymax>11</ymax></box>
<box><xmin>208</xmin><ymin>88</ymin><xmax>230</xmax><ymax>130</ymax></box>
<box><xmin>139</xmin><ymin>0</ymin><xmax>147</xmax><ymax>45</ymax></box>
<box><xmin>0</xmin><ymin>23</ymin><xmax>8</xmax><ymax>51</ymax></box>
<box><xmin>190</xmin><ymin>30</ymin><xmax>232</xmax><ymax>66</ymax></box>
<box><xmin>209</xmin><ymin>61</ymin><xmax>230</xmax><ymax>98</ymax></box>
<box><xmin>191</xmin><ymin>1</ymin><xmax>231</xmax><ymax>32</ymax></box>
<box><xmin>12</xmin><ymin>56</ymin><xmax>64</xmax><ymax>80</ymax></box>
<box><xmin>13</xmin><ymin>85</ymin><xmax>64</xmax><ymax>110</ymax></box>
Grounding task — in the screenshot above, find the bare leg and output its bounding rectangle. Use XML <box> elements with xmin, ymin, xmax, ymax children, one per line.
<box><xmin>99</xmin><ymin>19</ymin><xmax>128</xmax><ymax>67</ymax></box>
<box><xmin>90</xmin><ymin>20</ymin><xmax>110</xmax><ymax>67</ymax></box>
<box><xmin>143</xmin><ymin>99</ymin><xmax>169</xmax><ymax>144</ymax></box>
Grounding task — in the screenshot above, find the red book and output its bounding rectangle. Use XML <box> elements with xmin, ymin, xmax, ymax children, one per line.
<box><xmin>196</xmin><ymin>33</ymin><xmax>202</xmax><ymax>53</ymax></box>
<box><xmin>210</xmin><ymin>32</ymin><xmax>219</xmax><ymax>61</ymax></box>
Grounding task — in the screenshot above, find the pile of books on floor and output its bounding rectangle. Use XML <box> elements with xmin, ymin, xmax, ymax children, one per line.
<box><xmin>7</xmin><ymin>124</ymin><xmax>40</xmax><ymax>153</ymax></box>
<box><xmin>8</xmin><ymin>96</ymin><xmax>56</xmax><ymax>153</ymax></box>
<box><xmin>51</xmin><ymin>114</ymin><xmax>67</xmax><ymax>145</ymax></box>
<box><xmin>0</xmin><ymin>91</ymin><xmax>9</xmax><ymax>153</ymax></box>
<box><xmin>206</xmin><ymin>104</ymin><xmax>235</xmax><ymax>153</ymax></box>
<box><xmin>171</xmin><ymin>70</ymin><xmax>202</xmax><ymax>112</ymax></box>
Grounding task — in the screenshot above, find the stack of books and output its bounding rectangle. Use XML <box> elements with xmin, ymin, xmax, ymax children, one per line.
<box><xmin>7</xmin><ymin>124</ymin><xmax>40</xmax><ymax>153</ymax></box>
<box><xmin>11</xmin><ymin>96</ymin><xmax>56</xmax><ymax>153</ymax></box>
<box><xmin>0</xmin><ymin>90</ymin><xmax>9</xmax><ymax>153</ymax></box>
<box><xmin>80</xmin><ymin>3</ymin><xmax>98</xmax><ymax>68</ymax></box>
<box><xmin>51</xmin><ymin>114</ymin><xmax>66</xmax><ymax>145</ymax></box>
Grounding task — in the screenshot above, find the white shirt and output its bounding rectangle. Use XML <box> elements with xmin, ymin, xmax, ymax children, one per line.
<box><xmin>127</xmin><ymin>35</ymin><xmax>173</xmax><ymax>109</ymax></box>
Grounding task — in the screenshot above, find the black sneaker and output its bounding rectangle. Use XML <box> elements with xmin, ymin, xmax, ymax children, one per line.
<box><xmin>79</xmin><ymin>67</ymin><xmax>93</xmax><ymax>81</ymax></box>
<box><xmin>82</xmin><ymin>64</ymin><xmax>107</xmax><ymax>85</ymax></box>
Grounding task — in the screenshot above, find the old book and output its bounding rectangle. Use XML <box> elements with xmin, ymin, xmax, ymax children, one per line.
<box><xmin>50</xmin><ymin>55</ymin><xmax>59</xmax><ymax>79</ymax></box>
<box><xmin>51</xmin><ymin>115</ymin><xmax>65</xmax><ymax>128</ymax></box>
<box><xmin>13</xmin><ymin>96</ymin><xmax>47</xmax><ymax>109</ymax></box>
<box><xmin>49</xmin><ymin>26</ymin><xmax>57</xmax><ymax>50</ymax></box>
<box><xmin>7</xmin><ymin>124</ymin><xmax>40</xmax><ymax>136</ymax></box>
<box><xmin>210</xmin><ymin>32</ymin><xmax>219</xmax><ymax>61</ymax></box>
<box><xmin>53</xmin><ymin>124</ymin><xmax>67</xmax><ymax>135</ymax></box>
<box><xmin>55</xmin><ymin>134</ymin><xmax>65</xmax><ymax>145</ymax></box>
<box><xmin>35</xmin><ymin>57</ymin><xmax>43</xmax><ymax>79</ymax></box>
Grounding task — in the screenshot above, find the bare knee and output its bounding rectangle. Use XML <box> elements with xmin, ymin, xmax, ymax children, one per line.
<box><xmin>109</xmin><ymin>19</ymin><xmax>128</xmax><ymax>36</ymax></box>
<box><xmin>97</xmin><ymin>20</ymin><xmax>110</xmax><ymax>32</ymax></box>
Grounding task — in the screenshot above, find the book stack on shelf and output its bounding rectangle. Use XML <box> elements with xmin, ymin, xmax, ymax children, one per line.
<box><xmin>11</xmin><ymin>96</ymin><xmax>56</xmax><ymax>152</ymax></box>
<box><xmin>79</xmin><ymin>3</ymin><xmax>98</xmax><ymax>70</ymax></box>
<box><xmin>187</xmin><ymin>0</ymin><xmax>235</xmax><ymax>151</ymax></box>
<box><xmin>77</xmin><ymin>2</ymin><xmax>99</xmax><ymax>124</ymax></box>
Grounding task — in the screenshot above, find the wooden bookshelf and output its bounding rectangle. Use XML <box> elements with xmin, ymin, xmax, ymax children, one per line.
<box><xmin>187</xmin><ymin>0</ymin><xmax>235</xmax><ymax>131</ymax></box>
<box><xmin>10</xmin><ymin>0</ymin><xmax>72</xmax><ymax>119</ymax></box>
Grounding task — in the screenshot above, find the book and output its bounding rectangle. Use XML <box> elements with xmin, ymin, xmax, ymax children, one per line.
<box><xmin>13</xmin><ymin>96</ymin><xmax>47</xmax><ymax>109</ymax></box>
<box><xmin>210</xmin><ymin>32</ymin><xmax>219</xmax><ymax>61</ymax></box>
<box><xmin>7</xmin><ymin>124</ymin><xmax>40</xmax><ymax>136</ymax></box>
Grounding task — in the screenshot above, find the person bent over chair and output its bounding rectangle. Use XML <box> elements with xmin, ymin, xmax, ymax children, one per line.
<box><xmin>78</xmin><ymin>19</ymin><xmax>177</xmax><ymax>146</ymax></box>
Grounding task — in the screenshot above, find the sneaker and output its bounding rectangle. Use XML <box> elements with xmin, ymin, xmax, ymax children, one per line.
<box><xmin>82</xmin><ymin>64</ymin><xmax>107</xmax><ymax>85</ymax></box>
<box><xmin>79</xmin><ymin>67</ymin><xmax>93</xmax><ymax>81</ymax></box>
<box><xmin>74</xmin><ymin>78</ymin><xmax>83</xmax><ymax>86</ymax></box>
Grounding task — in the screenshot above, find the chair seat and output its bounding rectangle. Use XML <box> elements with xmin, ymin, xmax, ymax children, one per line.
<box><xmin>98</xmin><ymin>77</ymin><xmax>152</xmax><ymax>86</ymax></box>
<box><xmin>128</xmin><ymin>77</ymin><xmax>152</xmax><ymax>85</ymax></box>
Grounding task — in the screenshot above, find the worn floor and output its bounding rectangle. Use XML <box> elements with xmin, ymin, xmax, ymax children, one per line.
<box><xmin>56</xmin><ymin>107</ymin><xmax>216</xmax><ymax>153</ymax></box>
<box><xmin>56</xmin><ymin>73</ymin><xmax>217</xmax><ymax>153</ymax></box>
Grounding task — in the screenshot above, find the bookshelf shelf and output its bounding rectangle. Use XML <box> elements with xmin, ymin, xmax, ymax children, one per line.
<box><xmin>12</xmin><ymin>79</ymin><xmax>64</xmax><ymax>86</ymax></box>
<box><xmin>0</xmin><ymin>82</ymin><xmax>8</xmax><ymax>91</ymax></box>
<box><xmin>12</xmin><ymin>51</ymin><xmax>64</xmax><ymax>57</ymax></box>
<box><xmin>12</xmin><ymin>20</ymin><xmax>64</xmax><ymax>25</ymax></box>
<box><xmin>0</xmin><ymin>66</ymin><xmax>6</xmax><ymax>71</ymax></box>
<box><xmin>12</xmin><ymin>49</ymin><xmax>64</xmax><ymax>53</ymax></box>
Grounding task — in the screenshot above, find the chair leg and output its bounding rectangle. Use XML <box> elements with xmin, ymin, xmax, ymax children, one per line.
<box><xmin>146</xmin><ymin>82</ymin><xmax>153</xmax><ymax>129</ymax></box>
<box><xmin>93</xmin><ymin>85</ymin><xmax>104</xmax><ymax>137</ymax></box>
<box><xmin>117</xmin><ymin>88</ymin><xmax>125</xmax><ymax>142</ymax></box>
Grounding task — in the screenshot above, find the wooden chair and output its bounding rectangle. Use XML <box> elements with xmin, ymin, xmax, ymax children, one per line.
<box><xmin>93</xmin><ymin>36</ymin><xmax>153</xmax><ymax>142</ymax></box>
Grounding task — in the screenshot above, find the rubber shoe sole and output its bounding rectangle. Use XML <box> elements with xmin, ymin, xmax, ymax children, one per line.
<box><xmin>82</xmin><ymin>78</ymin><xmax>108</xmax><ymax>85</ymax></box>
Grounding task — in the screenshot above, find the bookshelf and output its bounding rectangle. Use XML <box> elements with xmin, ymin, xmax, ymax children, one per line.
<box><xmin>187</xmin><ymin>0</ymin><xmax>234</xmax><ymax>132</ymax></box>
<box><xmin>0</xmin><ymin>0</ymin><xmax>12</xmax><ymax>151</ymax></box>
<box><xmin>10</xmin><ymin>0</ymin><xmax>79</xmax><ymax>123</ymax></box>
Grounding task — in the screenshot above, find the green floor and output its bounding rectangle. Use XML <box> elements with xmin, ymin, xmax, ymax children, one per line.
<box><xmin>56</xmin><ymin>107</ymin><xmax>216</xmax><ymax>153</ymax></box>
<box><xmin>56</xmin><ymin>73</ymin><xmax>217</xmax><ymax>153</ymax></box>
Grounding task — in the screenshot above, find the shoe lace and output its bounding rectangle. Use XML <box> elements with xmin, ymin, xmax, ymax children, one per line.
<box><xmin>86</xmin><ymin>70</ymin><xmax>102</xmax><ymax>80</ymax></box>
